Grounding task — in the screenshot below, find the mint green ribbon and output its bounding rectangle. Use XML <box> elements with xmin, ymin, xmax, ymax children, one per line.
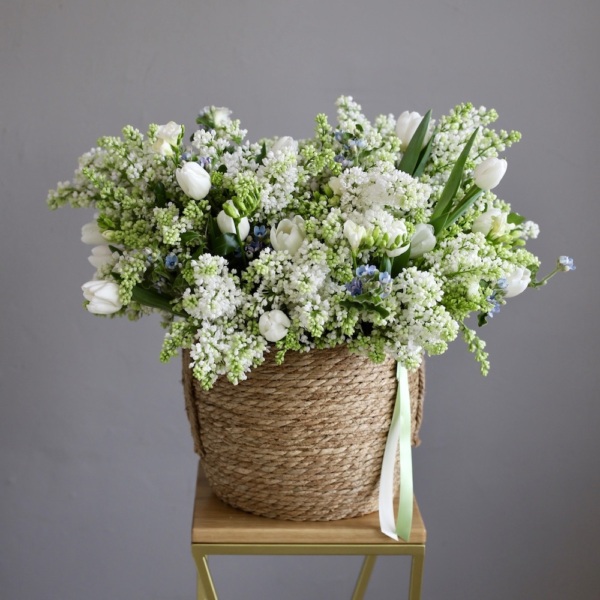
<box><xmin>378</xmin><ymin>362</ymin><xmax>413</xmax><ymax>541</ymax></box>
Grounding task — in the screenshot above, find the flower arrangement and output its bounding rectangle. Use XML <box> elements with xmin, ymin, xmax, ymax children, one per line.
<box><xmin>47</xmin><ymin>97</ymin><xmax>573</xmax><ymax>389</ymax></box>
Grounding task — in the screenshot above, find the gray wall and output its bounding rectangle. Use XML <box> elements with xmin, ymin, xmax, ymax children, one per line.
<box><xmin>1</xmin><ymin>0</ymin><xmax>598</xmax><ymax>598</ymax></box>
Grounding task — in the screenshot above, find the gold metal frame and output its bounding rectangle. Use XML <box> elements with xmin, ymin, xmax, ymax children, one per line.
<box><xmin>191</xmin><ymin>462</ymin><xmax>426</xmax><ymax>600</ymax></box>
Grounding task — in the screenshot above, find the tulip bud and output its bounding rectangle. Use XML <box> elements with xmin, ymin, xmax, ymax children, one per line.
<box><xmin>175</xmin><ymin>162</ymin><xmax>211</xmax><ymax>200</ymax></box>
<box><xmin>473</xmin><ymin>157</ymin><xmax>507</xmax><ymax>191</ymax></box>
<box><xmin>270</xmin><ymin>216</ymin><xmax>306</xmax><ymax>256</ymax></box>
<box><xmin>82</xmin><ymin>280</ymin><xmax>122</xmax><ymax>315</ymax></box>
<box><xmin>472</xmin><ymin>208</ymin><xmax>508</xmax><ymax>239</ymax></box>
<box><xmin>343</xmin><ymin>220</ymin><xmax>366</xmax><ymax>253</ymax></box>
<box><xmin>81</xmin><ymin>221</ymin><xmax>106</xmax><ymax>245</ymax></box>
<box><xmin>216</xmin><ymin>211</ymin><xmax>250</xmax><ymax>240</ymax></box>
<box><xmin>409</xmin><ymin>223</ymin><xmax>437</xmax><ymax>258</ymax></box>
<box><xmin>395</xmin><ymin>111</ymin><xmax>433</xmax><ymax>152</ymax></box>
<box><xmin>504</xmin><ymin>266</ymin><xmax>531</xmax><ymax>298</ymax></box>
<box><xmin>88</xmin><ymin>245</ymin><xmax>114</xmax><ymax>269</ymax></box>
<box><xmin>258</xmin><ymin>310</ymin><xmax>291</xmax><ymax>342</ymax></box>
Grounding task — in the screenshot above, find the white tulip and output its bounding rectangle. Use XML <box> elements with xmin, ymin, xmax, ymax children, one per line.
<box><xmin>176</xmin><ymin>162</ymin><xmax>212</xmax><ymax>200</ymax></box>
<box><xmin>259</xmin><ymin>310</ymin><xmax>291</xmax><ymax>342</ymax></box>
<box><xmin>409</xmin><ymin>223</ymin><xmax>437</xmax><ymax>258</ymax></box>
<box><xmin>88</xmin><ymin>245</ymin><xmax>114</xmax><ymax>269</ymax></box>
<box><xmin>328</xmin><ymin>176</ymin><xmax>342</xmax><ymax>196</ymax></box>
<box><xmin>82</xmin><ymin>280</ymin><xmax>122</xmax><ymax>315</ymax></box>
<box><xmin>270</xmin><ymin>216</ymin><xmax>306</xmax><ymax>256</ymax></box>
<box><xmin>473</xmin><ymin>157</ymin><xmax>507</xmax><ymax>191</ymax></box>
<box><xmin>395</xmin><ymin>111</ymin><xmax>432</xmax><ymax>151</ymax></box>
<box><xmin>504</xmin><ymin>266</ymin><xmax>531</xmax><ymax>298</ymax></box>
<box><xmin>81</xmin><ymin>221</ymin><xmax>106</xmax><ymax>245</ymax></box>
<box><xmin>472</xmin><ymin>208</ymin><xmax>508</xmax><ymax>239</ymax></box>
<box><xmin>343</xmin><ymin>220</ymin><xmax>366</xmax><ymax>253</ymax></box>
<box><xmin>271</xmin><ymin>136</ymin><xmax>298</xmax><ymax>155</ymax></box>
<box><xmin>384</xmin><ymin>220</ymin><xmax>409</xmax><ymax>257</ymax></box>
<box><xmin>152</xmin><ymin>121</ymin><xmax>182</xmax><ymax>156</ymax></box>
<box><xmin>216</xmin><ymin>210</ymin><xmax>250</xmax><ymax>240</ymax></box>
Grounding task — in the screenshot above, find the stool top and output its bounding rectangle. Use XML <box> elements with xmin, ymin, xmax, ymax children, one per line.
<box><xmin>191</xmin><ymin>462</ymin><xmax>426</xmax><ymax>545</ymax></box>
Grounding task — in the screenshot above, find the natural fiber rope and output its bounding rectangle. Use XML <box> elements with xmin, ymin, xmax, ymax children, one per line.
<box><xmin>182</xmin><ymin>345</ymin><xmax>425</xmax><ymax>521</ymax></box>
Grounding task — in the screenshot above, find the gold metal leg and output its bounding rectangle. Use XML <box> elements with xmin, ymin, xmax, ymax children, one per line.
<box><xmin>408</xmin><ymin>547</ymin><xmax>425</xmax><ymax>600</ymax></box>
<box><xmin>351</xmin><ymin>555</ymin><xmax>377</xmax><ymax>600</ymax></box>
<box><xmin>193</xmin><ymin>553</ymin><xmax>218</xmax><ymax>600</ymax></box>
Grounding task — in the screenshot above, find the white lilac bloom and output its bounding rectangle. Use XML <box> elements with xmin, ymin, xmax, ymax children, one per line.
<box><xmin>81</xmin><ymin>280</ymin><xmax>122</xmax><ymax>314</ymax></box>
<box><xmin>270</xmin><ymin>136</ymin><xmax>298</xmax><ymax>155</ymax></box>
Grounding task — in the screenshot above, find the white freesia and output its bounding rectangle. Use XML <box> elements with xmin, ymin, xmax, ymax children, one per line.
<box><xmin>395</xmin><ymin>111</ymin><xmax>432</xmax><ymax>151</ymax></box>
<box><xmin>175</xmin><ymin>162</ymin><xmax>212</xmax><ymax>200</ymax></box>
<box><xmin>81</xmin><ymin>221</ymin><xmax>106</xmax><ymax>245</ymax></box>
<box><xmin>152</xmin><ymin>121</ymin><xmax>182</xmax><ymax>156</ymax></box>
<box><xmin>473</xmin><ymin>157</ymin><xmax>507</xmax><ymax>191</ymax></box>
<box><xmin>259</xmin><ymin>310</ymin><xmax>291</xmax><ymax>342</ymax></box>
<box><xmin>212</xmin><ymin>107</ymin><xmax>231</xmax><ymax>126</ymax></box>
<box><xmin>385</xmin><ymin>220</ymin><xmax>409</xmax><ymax>257</ymax></box>
<box><xmin>343</xmin><ymin>220</ymin><xmax>366</xmax><ymax>252</ymax></box>
<box><xmin>504</xmin><ymin>266</ymin><xmax>531</xmax><ymax>298</ymax></box>
<box><xmin>82</xmin><ymin>280</ymin><xmax>122</xmax><ymax>315</ymax></box>
<box><xmin>271</xmin><ymin>136</ymin><xmax>298</xmax><ymax>155</ymax></box>
<box><xmin>472</xmin><ymin>208</ymin><xmax>508</xmax><ymax>239</ymax></box>
<box><xmin>410</xmin><ymin>223</ymin><xmax>437</xmax><ymax>258</ymax></box>
<box><xmin>88</xmin><ymin>245</ymin><xmax>113</xmax><ymax>269</ymax></box>
<box><xmin>216</xmin><ymin>211</ymin><xmax>250</xmax><ymax>240</ymax></box>
<box><xmin>270</xmin><ymin>216</ymin><xmax>306</xmax><ymax>256</ymax></box>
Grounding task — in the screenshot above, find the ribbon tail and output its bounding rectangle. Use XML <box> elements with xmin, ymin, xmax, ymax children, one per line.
<box><xmin>379</xmin><ymin>362</ymin><xmax>414</xmax><ymax>541</ymax></box>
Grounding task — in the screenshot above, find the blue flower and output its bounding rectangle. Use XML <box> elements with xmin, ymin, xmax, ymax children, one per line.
<box><xmin>345</xmin><ymin>278</ymin><xmax>363</xmax><ymax>296</ymax></box>
<box><xmin>558</xmin><ymin>256</ymin><xmax>576</xmax><ymax>272</ymax></box>
<box><xmin>254</xmin><ymin>225</ymin><xmax>266</xmax><ymax>239</ymax></box>
<box><xmin>197</xmin><ymin>156</ymin><xmax>211</xmax><ymax>169</ymax></box>
<box><xmin>496</xmin><ymin>278</ymin><xmax>508</xmax><ymax>290</ymax></box>
<box><xmin>379</xmin><ymin>271</ymin><xmax>391</xmax><ymax>285</ymax></box>
<box><xmin>165</xmin><ymin>253</ymin><xmax>178</xmax><ymax>270</ymax></box>
<box><xmin>181</xmin><ymin>151</ymin><xmax>192</xmax><ymax>161</ymax></box>
<box><xmin>334</xmin><ymin>131</ymin><xmax>344</xmax><ymax>142</ymax></box>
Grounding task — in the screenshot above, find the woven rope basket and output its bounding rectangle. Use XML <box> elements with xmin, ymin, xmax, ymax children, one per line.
<box><xmin>182</xmin><ymin>345</ymin><xmax>425</xmax><ymax>521</ymax></box>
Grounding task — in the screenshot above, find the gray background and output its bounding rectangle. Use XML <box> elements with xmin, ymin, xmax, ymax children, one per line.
<box><xmin>1</xmin><ymin>0</ymin><xmax>598</xmax><ymax>598</ymax></box>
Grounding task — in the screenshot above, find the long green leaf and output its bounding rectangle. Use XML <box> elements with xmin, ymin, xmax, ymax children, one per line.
<box><xmin>207</xmin><ymin>215</ymin><xmax>240</xmax><ymax>256</ymax></box>
<box><xmin>391</xmin><ymin>246</ymin><xmax>411</xmax><ymax>277</ymax></box>
<box><xmin>412</xmin><ymin>128</ymin><xmax>436</xmax><ymax>178</ymax></box>
<box><xmin>430</xmin><ymin>128</ymin><xmax>479</xmax><ymax>228</ymax></box>
<box><xmin>398</xmin><ymin>110</ymin><xmax>432</xmax><ymax>175</ymax></box>
<box><xmin>444</xmin><ymin>189</ymin><xmax>484</xmax><ymax>228</ymax></box>
<box><xmin>132</xmin><ymin>286</ymin><xmax>175</xmax><ymax>312</ymax></box>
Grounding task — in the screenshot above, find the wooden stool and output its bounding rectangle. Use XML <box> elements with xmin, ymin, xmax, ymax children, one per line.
<box><xmin>191</xmin><ymin>462</ymin><xmax>426</xmax><ymax>599</ymax></box>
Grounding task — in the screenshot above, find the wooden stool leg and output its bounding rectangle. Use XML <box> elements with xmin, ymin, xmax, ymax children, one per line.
<box><xmin>192</xmin><ymin>553</ymin><xmax>218</xmax><ymax>600</ymax></box>
<box><xmin>351</xmin><ymin>555</ymin><xmax>377</xmax><ymax>600</ymax></box>
<box><xmin>408</xmin><ymin>547</ymin><xmax>425</xmax><ymax>600</ymax></box>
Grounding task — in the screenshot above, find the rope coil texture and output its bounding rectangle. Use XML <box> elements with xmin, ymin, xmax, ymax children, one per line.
<box><xmin>182</xmin><ymin>345</ymin><xmax>425</xmax><ymax>521</ymax></box>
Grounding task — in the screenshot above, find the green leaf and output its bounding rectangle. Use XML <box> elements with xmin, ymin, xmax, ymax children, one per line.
<box><xmin>391</xmin><ymin>247</ymin><xmax>411</xmax><ymax>277</ymax></box>
<box><xmin>507</xmin><ymin>212</ymin><xmax>526</xmax><ymax>225</ymax></box>
<box><xmin>153</xmin><ymin>182</ymin><xmax>168</xmax><ymax>208</ymax></box>
<box><xmin>430</xmin><ymin>128</ymin><xmax>480</xmax><ymax>231</ymax></box>
<box><xmin>398</xmin><ymin>110</ymin><xmax>432</xmax><ymax>175</ymax></box>
<box><xmin>207</xmin><ymin>216</ymin><xmax>239</xmax><ymax>256</ymax></box>
<box><xmin>412</xmin><ymin>128</ymin><xmax>436</xmax><ymax>178</ymax></box>
<box><xmin>256</xmin><ymin>141</ymin><xmax>267</xmax><ymax>164</ymax></box>
<box><xmin>340</xmin><ymin>299</ymin><xmax>390</xmax><ymax>319</ymax></box>
<box><xmin>379</xmin><ymin>256</ymin><xmax>392</xmax><ymax>274</ymax></box>
<box><xmin>108</xmin><ymin>245</ymin><xmax>122</xmax><ymax>255</ymax></box>
<box><xmin>132</xmin><ymin>286</ymin><xmax>175</xmax><ymax>313</ymax></box>
<box><xmin>444</xmin><ymin>189</ymin><xmax>484</xmax><ymax>228</ymax></box>
<box><xmin>181</xmin><ymin>231</ymin><xmax>203</xmax><ymax>246</ymax></box>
